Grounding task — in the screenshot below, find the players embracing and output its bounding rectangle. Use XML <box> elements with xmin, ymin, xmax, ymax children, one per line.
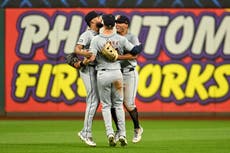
<box><xmin>87</xmin><ymin>13</ymin><xmax>142</xmax><ymax>147</ymax></box>
<box><xmin>66</xmin><ymin>11</ymin><xmax>143</xmax><ymax>147</ymax></box>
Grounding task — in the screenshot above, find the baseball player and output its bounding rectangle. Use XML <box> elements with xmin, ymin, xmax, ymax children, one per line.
<box><xmin>111</xmin><ymin>15</ymin><xmax>143</xmax><ymax>143</ymax></box>
<box><xmin>75</xmin><ymin>11</ymin><xmax>103</xmax><ymax>147</ymax></box>
<box><xmin>88</xmin><ymin>14</ymin><xmax>142</xmax><ymax>147</ymax></box>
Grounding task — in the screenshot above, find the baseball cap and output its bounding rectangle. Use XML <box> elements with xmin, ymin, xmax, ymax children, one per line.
<box><xmin>102</xmin><ymin>14</ymin><xmax>115</xmax><ymax>28</ymax></box>
<box><xmin>115</xmin><ymin>15</ymin><xmax>130</xmax><ymax>26</ymax></box>
<box><xmin>85</xmin><ymin>11</ymin><xmax>102</xmax><ymax>26</ymax></box>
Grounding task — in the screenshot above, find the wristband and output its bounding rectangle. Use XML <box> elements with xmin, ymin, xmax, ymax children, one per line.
<box><xmin>80</xmin><ymin>61</ymin><xmax>85</xmax><ymax>67</ymax></box>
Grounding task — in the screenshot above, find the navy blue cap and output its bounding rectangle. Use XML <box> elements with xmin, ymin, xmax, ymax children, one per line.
<box><xmin>115</xmin><ymin>15</ymin><xmax>130</xmax><ymax>26</ymax></box>
<box><xmin>102</xmin><ymin>14</ymin><xmax>115</xmax><ymax>28</ymax></box>
<box><xmin>85</xmin><ymin>11</ymin><xmax>102</xmax><ymax>26</ymax></box>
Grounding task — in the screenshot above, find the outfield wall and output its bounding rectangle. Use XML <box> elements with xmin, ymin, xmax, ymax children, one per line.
<box><xmin>1</xmin><ymin>7</ymin><xmax>230</xmax><ymax>117</ymax></box>
<box><xmin>0</xmin><ymin>9</ymin><xmax>5</xmax><ymax>116</ymax></box>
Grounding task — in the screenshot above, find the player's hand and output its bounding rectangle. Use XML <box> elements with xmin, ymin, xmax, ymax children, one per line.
<box><xmin>84</xmin><ymin>51</ymin><xmax>93</xmax><ymax>58</ymax></box>
<box><xmin>73</xmin><ymin>61</ymin><xmax>82</xmax><ymax>69</ymax></box>
<box><xmin>82</xmin><ymin>58</ymin><xmax>91</xmax><ymax>65</ymax></box>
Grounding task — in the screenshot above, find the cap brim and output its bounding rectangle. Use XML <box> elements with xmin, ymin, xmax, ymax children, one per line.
<box><xmin>97</xmin><ymin>12</ymin><xmax>103</xmax><ymax>16</ymax></box>
<box><xmin>115</xmin><ymin>20</ymin><xmax>126</xmax><ymax>24</ymax></box>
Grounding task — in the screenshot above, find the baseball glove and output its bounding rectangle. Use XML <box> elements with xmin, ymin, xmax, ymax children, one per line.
<box><xmin>101</xmin><ymin>42</ymin><xmax>118</xmax><ymax>61</ymax></box>
<box><xmin>65</xmin><ymin>53</ymin><xmax>80</xmax><ymax>67</ymax></box>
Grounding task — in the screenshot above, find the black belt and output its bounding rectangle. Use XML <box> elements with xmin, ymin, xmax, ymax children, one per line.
<box><xmin>121</xmin><ymin>68</ymin><xmax>134</xmax><ymax>73</ymax></box>
<box><xmin>88</xmin><ymin>65</ymin><xmax>95</xmax><ymax>67</ymax></box>
<box><xmin>100</xmin><ymin>69</ymin><xmax>120</xmax><ymax>71</ymax></box>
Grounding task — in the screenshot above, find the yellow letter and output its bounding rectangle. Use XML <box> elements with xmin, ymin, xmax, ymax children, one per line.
<box><xmin>15</xmin><ymin>64</ymin><xmax>39</xmax><ymax>98</ymax></box>
<box><xmin>51</xmin><ymin>64</ymin><xmax>77</xmax><ymax>100</ymax></box>
<box><xmin>138</xmin><ymin>64</ymin><xmax>162</xmax><ymax>98</ymax></box>
<box><xmin>36</xmin><ymin>64</ymin><xmax>53</xmax><ymax>98</ymax></box>
<box><xmin>185</xmin><ymin>64</ymin><xmax>214</xmax><ymax>100</ymax></box>
<box><xmin>161</xmin><ymin>64</ymin><xmax>187</xmax><ymax>100</ymax></box>
<box><xmin>209</xmin><ymin>64</ymin><xmax>230</xmax><ymax>98</ymax></box>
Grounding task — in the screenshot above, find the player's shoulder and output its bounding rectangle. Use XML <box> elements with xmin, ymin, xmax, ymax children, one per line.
<box><xmin>118</xmin><ymin>35</ymin><xmax>130</xmax><ymax>44</ymax></box>
<box><xmin>91</xmin><ymin>35</ymin><xmax>100</xmax><ymax>42</ymax></box>
<box><xmin>92</xmin><ymin>34</ymin><xmax>100</xmax><ymax>39</ymax></box>
<box><xmin>126</xmin><ymin>33</ymin><xmax>137</xmax><ymax>39</ymax></box>
<box><xmin>115</xmin><ymin>34</ymin><xmax>126</xmax><ymax>40</ymax></box>
<box><xmin>80</xmin><ymin>30</ymin><xmax>92</xmax><ymax>36</ymax></box>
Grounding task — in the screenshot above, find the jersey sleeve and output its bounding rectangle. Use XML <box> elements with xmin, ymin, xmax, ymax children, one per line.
<box><xmin>77</xmin><ymin>32</ymin><xmax>89</xmax><ymax>46</ymax></box>
<box><xmin>123</xmin><ymin>37</ymin><xmax>134</xmax><ymax>51</ymax></box>
<box><xmin>131</xmin><ymin>35</ymin><xmax>140</xmax><ymax>46</ymax></box>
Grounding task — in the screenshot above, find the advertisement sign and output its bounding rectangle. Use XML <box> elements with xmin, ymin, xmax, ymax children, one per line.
<box><xmin>1</xmin><ymin>0</ymin><xmax>230</xmax><ymax>8</ymax></box>
<box><xmin>5</xmin><ymin>8</ymin><xmax>230</xmax><ymax>112</ymax></box>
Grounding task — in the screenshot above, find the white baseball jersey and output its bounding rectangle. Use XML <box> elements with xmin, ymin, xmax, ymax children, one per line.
<box><xmin>90</xmin><ymin>32</ymin><xmax>134</xmax><ymax>70</ymax></box>
<box><xmin>77</xmin><ymin>29</ymin><xmax>98</xmax><ymax>49</ymax></box>
<box><xmin>77</xmin><ymin>29</ymin><xmax>98</xmax><ymax>65</ymax></box>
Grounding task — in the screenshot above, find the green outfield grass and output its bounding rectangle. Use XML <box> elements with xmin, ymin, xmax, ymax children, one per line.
<box><xmin>0</xmin><ymin>119</ymin><xmax>230</xmax><ymax>153</ymax></box>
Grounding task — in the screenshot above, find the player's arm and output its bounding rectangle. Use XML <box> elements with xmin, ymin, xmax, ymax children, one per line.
<box><xmin>65</xmin><ymin>53</ymin><xmax>89</xmax><ymax>69</ymax></box>
<box><xmin>129</xmin><ymin>44</ymin><xmax>142</xmax><ymax>55</ymax></box>
<box><xmin>73</xmin><ymin>58</ymin><xmax>92</xmax><ymax>69</ymax></box>
<box><xmin>73</xmin><ymin>61</ymin><xmax>84</xmax><ymax>69</ymax></box>
<box><xmin>117</xmin><ymin>53</ymin><xmax>137</xmax><ymax>60</ymax></box>
<box><xmin>75</xmin><ymin>44</ymin><xmax>93</xmax><ymax>58</ymax></box>
<box><xmin>131</xmin><ymin>35</ymin><xmax>141</xmax><ymax>46</ymax></box>
<box><xmin>121</xmin><ymin>37</ymin><xmax>142</xmax><ymax>57</ymax></box>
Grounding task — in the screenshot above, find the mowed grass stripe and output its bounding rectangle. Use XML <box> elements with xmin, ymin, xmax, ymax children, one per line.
<box><xmin>0</xmin><ymin>120</ymin><xmax>229</xmax><ymax>153</ymax></box>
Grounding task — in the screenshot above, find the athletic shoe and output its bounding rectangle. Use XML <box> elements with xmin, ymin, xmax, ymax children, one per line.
<box><xmin>132</xmin><ymin>126</ymin><xmax>143</xmax><ymax>143</ymax></box>
<box><xmin>84</xmin><ymin>137</ymin><xmax>96</xmax><ymax>147</ymax></box>
<box><xmin>78</xmin><ymin>131</ymin><xmax>96</xmax><ymax>147</ymax></box>
<box><xmin>78</xmin><ymin>131</ymin><xmax>86</xmax><ymax>141</ymax></box>
<box><xmin>108</xmin><ymin>134</ymin><xmax>116</xmax><ymax>147</ymax></box>
<box><xmin>119</xmin><ymin>135</ymin><xmax>128</xmax><ymax>147</ymax></box>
